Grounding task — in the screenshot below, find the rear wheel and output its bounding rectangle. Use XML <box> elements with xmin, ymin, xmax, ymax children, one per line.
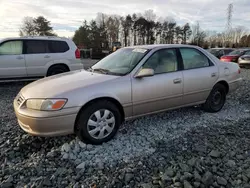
<box><xmin>47</xmin><ymin>65</ymin><xmax>69</xmax><ymax>76</ymax></box>
<box><xmin>202</xmin><ymin>83</ymin><xmax>226</xmax><ymax>113</ymax></box>
<box><xmin>75</xmin><ymin>100</ymin><xmax>121</xmax><ymax>145</ymax></box>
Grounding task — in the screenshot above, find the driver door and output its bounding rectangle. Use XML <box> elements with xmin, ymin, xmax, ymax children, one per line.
<box><xmin>132</xmin><ymin>48</ymin><xmax>183</xmax><ymax>116</ymax></box>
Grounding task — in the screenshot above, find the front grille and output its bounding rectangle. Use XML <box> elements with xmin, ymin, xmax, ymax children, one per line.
<box><xmin>16</xmin><ymin>94</ymin><xmax>25</xmax><ymax>106</ymax></box>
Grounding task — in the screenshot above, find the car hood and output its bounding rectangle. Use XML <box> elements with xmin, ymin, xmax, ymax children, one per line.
<box><xmin>20</xmin><ymin>70</ymin><xmax>119</xmax><ymax>99</ymax></box>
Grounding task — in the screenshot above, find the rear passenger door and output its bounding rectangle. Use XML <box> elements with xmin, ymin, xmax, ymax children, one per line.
<box><xmin>24</xmin><ymin>40</ymin><xmax>51</xmax><ymax>77</ymax></box>
<box><xmin>179</xmin><ymin>48</ymin><xmax>218</xmax><ymax>105</ymax></box>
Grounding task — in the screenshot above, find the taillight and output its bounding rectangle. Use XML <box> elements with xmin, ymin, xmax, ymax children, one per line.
<box><xmin>75</xmin><ymin>49</ymin><xmax>81</xmax><ymax>59</ymax></box>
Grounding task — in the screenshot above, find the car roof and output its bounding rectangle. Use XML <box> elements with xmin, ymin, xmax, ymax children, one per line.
<box><xmin>124</xmin><ymin>44</ymin><xmax>202</xmax><ymax>50</ymax></box>
<box><xmin>209</xmin><ymin>48</ymin><xmax>233</xmax><ymax>50</ymax></box>
<box><xmin>1</xmin><ymin>36</ymin><xmax>70</xmax><ymax>41</ymax></box>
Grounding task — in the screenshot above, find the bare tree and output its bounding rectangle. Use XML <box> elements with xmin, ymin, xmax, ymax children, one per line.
<box><xmin>205</xmin><ymin>30</ymin><xmax>217</xmax><ymax>47</ymax></box>
<box><xmin>232</xmin><ymin>26</ymin><xmax>248</xmax><ymax>46</ymax></box>
<box><xmin>191</xmin><ymin>22</ymin><xmax>206</xmax><ymax>46</ymax></box>
<box><xmin>19</xmin><ymin>17</ymin><xmax>36</xmax><ymax>36</ymax></box>
<box><xmin>106</xmin><ymin>15</ymin><xmax>121</xmax><ymax>45</ymax></box>
<box><xmin>143</xmin><ymin>9</ymin><xmax>156</xmax><ymax>22</ymax></box>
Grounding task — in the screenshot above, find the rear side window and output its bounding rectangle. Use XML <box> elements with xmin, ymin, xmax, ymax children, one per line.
<box><xmin>48</xmin><ymin>41</ymin><xmax>69</xmax><ymax>53</ymax></box>
<box><xmin>0</xmin><ymin>41</ymin><xmax>23</xmax><ymax>55</ymax></box>
<box><xmin>180</xmin><ymin>48</ymin><xmax>210</xmax><ymax>70</ymax></box>
<box><xmin>25</xmin><ymin>40</ymin><xmax>48</xmax><ymax>54</ymax></box>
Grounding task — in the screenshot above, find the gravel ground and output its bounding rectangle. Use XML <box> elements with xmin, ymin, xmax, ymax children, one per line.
<box><xmin>0</xmin><ymin>69</ymin><xmax>250</xmax><ymax>188</ymax></box>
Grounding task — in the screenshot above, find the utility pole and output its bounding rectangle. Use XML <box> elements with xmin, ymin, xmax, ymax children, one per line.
<box><xmin>226</xmin><ymin>3</ymin><xmax>233</xmax><ymax>31</ymax></box>
<box><xmin>226</xmin><ymin>3</ymin><xmax>233</xmax><ymax>47</ymax></box>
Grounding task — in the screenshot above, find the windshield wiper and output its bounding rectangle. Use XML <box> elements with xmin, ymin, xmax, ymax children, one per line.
<box><xmin>86</xmin><ymin>67</ymin><xmax>106</xmax><ymax>74</ymax></box>
<box><xmin>88</xmin><ymin>67</ymin><xmax>123</xmax><ymax>76</ymax></box>
<box><xmin>92</xmin><ymin>68</ymin><xmax>110</xmax><ymax>74</ymax></box>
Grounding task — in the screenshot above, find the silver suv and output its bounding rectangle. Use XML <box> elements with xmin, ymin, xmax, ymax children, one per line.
<box><xmin>0</xmin><ymin>36</ymin><xmax>83</xmax><ymax>81</ymax></box>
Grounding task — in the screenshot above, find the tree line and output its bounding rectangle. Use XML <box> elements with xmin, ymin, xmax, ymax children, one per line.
<box><xmin>19</xmin><ymin>10</ymin><xmax>250</xmax><ymax>49</ymax></box>
<box><xmin>73</xmin><ymin>10</ymin><xmax>192</xmax><ymax>49</ymax></box>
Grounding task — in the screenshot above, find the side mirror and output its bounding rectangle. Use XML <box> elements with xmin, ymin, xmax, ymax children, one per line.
<box><xmin>135</xmin><ymin>68</ymin><xmax>154</xmax><ymax>78</ymax></box>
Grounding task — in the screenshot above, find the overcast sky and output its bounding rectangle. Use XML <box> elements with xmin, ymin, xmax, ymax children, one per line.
<box><xmin>0</xmin><ymin>0</ymin><xmax>249</xmax><ymax>39</ymax></box>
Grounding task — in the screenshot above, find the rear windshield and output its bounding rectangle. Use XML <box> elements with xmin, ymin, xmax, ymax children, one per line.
<box><xmin>208</xmin><ymin>49</ymin><xmax>220</xmax><ymax>56</ymax></box>
<box><xmin>229</xmin><ymin>50</ymin><xmax>244</xmax><ymax>55</ymax></box>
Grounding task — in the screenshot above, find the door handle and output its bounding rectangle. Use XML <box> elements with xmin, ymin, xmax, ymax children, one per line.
<box><xmin>211</xmin><ymin>73</ymin><xmax>216</xmax><ymax>77</ymax></box>
<box><xmin>16</xmin><ymin>56</ymin><xmax>24</xmax><ymax>60</ymax></box>
<box><xmin>173</xmin><ymin>78</ymin><xmax>182</xmax><ymax>84</ymax></box>
<box><xmin>44</xmin><ymin>55</ymin><xmax>50</xmax><ymax>58</ymax></box>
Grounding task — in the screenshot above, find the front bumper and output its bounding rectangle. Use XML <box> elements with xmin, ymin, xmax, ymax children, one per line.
<box><xmin>238</xmin><ymin>59</ymin><xmax>250</xmax><ymax>66</ymax></box>
<box><xmin>14</xmin><ymin>100</ymin><xmax>80</xmax><ymax>137</ymax></box>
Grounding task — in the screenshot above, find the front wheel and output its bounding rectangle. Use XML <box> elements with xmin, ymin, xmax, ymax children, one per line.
<box><xmin>75</xmin><ymin>100</ymin><xmax>121</xmax><ymax>145</ymax></box>
<box><xmin>202</xmin><ymin>83</ymin><xmax>226</xmax><ymax>113</ymax></box>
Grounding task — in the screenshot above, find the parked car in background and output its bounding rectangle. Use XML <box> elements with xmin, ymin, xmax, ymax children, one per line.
<box><xmin>238</xmin><ymin>50</ymin><xmax>250</xmax><ymax>68</ymax></box>
<box><xmin>0</xmin><ymin>36</ymin><xmax>83</xmax><ymax>81</ymax></box>
<box><xmin>207</xmin><ymin>48</ymin><xmax>234</xmax><ymax>59</ymax></box>
<box><xmin>14</xmin><ymin>44</ymin><xmax>242</xmax><ymax>144</ymax></box>
<box><xmin>220</xmin><ymin>48</ymin><xmax>250</xmax><ymax>63</ymax></box>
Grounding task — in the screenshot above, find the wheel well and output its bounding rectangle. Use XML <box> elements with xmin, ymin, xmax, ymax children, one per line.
<box><xmin>217</xmin><ymin>80</ymin><xmax>229</xmax><ymax>94</ymax></box>
<box><xmin>47</xmin><ymin>64</ymin><xmax>70</xmax><ymax>75</ymax></box>
<box><xmin>74</xmin><ymin>97</ymin><xmax>125</xmax><ymax>131</ymax></box>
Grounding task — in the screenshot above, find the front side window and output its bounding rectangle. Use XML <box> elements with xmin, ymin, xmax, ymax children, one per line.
<box><xmin>0</xmin><ymin>41</ymin><xmax>23</xmax><ymax>55</ymax></box>
<box><xmin>25</xmin><ymin>40</ymin><xmax>48</xmax><ymax>54</ymax></box>
<box><xmin>180</xmin><ymin>48</ymin><xmax>210</xmax><ymax>70</ymax></box>
<box><xmin>91</xmin><ymin>48</ymin><xmax>149</xmax><ymax>75</ymax></box>
<box><xmin>142</xmin><ymin>49</ymin><xmax>178</xmax><ymax>74</ymax></box>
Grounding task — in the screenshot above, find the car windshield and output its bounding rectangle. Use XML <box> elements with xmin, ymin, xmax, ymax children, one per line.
<box><xmin>229</xmin><ymin>50</ymin><xmax>244</xmax><ymax>55</ymax></box>
<box><xmin>90</xmin><ymin>48</ymin><xmax>149</xmax><ymax>75</ymax></box>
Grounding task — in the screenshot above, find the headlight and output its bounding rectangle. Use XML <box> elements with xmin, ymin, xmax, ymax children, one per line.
<box><xmin>26</xmin><ymin>99</ymin><xmax>67</xmax><ymax>111</ymax></box>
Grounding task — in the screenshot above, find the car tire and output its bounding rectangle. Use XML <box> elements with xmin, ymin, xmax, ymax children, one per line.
<box><xmin>75</xmin><ymin>100</ymin><xmax>121</xmax><ymax>145</ymax></box>
<box><xmin>47</xmin><ymin>65</ymin><xmax>69</xmax><ymax>76</ymax></box>
<box><xmin>202</xmin><ymin>83</ymin><xmax>226</xmax><ymax>113</ymax></box>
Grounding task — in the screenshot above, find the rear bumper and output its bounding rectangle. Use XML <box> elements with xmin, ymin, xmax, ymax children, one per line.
<box><xmin>228</xmin><ymin>78</ymin><xmax>242</xmax><ymax>94</ymax></box>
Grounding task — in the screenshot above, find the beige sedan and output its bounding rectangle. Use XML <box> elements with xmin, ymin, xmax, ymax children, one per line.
<box><xmin>14</xmin><ymin>44</ymin><xmax>242</xmax><ymax>144</ymax></box>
